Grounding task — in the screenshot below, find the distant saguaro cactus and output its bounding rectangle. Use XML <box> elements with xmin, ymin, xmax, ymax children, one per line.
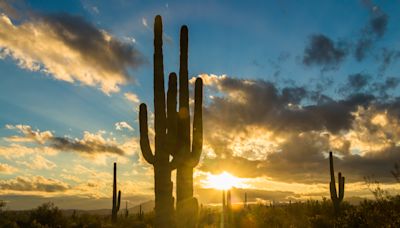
<box><xmin>226</xmin><ymin>190</ymin><xmax>232</xmax><ymax>227</ymax></box>
<box><xmin>329</xmin><ymin>151</ymin><xmax>345</xmax><ymax>214</ymax></box>
<box><xmin>112</xmin><ymin>162</ymin><xmax>121</xmax><ymax>223</ymax></box>
<box><xmin>175</xmin><ymin>22</ymin><xmax>204</xmax><ymax>228</ymax></box>
<box><xmin>221</xmin><ymin>190</ymin><xmax>226</xmax><ymax>228</ymax></box>
<box><xmin>125</xmin><ymin>201</ymin><xmax>129</xmax><ymax>218</ymax></box>
<box><xmin>138</xmin><ymin>204</ymin><xmax>144</xmax><ymax>221</ymax></box>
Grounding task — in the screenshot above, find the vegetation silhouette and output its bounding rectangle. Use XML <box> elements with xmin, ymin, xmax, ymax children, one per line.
<box><xmin>329</xmin><ymin>151</ymin><xmax>345</xmax><ymax>215</ymax></box>
<box><xmin>112</xmin><ymin>162</ymin><xmax>121</xmax><ymax>223</ymax></box>
<box><xmin>139</xmin><ymin>15</ymin><xmax>203</xmax><ymax>227</ymax></box>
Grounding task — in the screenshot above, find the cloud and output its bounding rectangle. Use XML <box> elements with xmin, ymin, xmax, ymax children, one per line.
<box><xmin>5</xmin><ymin>124</ymin><xmax>53</xmax><ymax>144</ymax></box>
<box><xmin>200</xmin><ymin>74</ymin><xmax>372</xmax><ymax>134</ymax></box>
<box><xmin>354</xmin><ymin>13</ymin><xmax>388</xmax><ymax>61</ymax></box>
<box><xmin>50</xmin><ymin>132</ymin><xmax>125</xmax><ymax>155</ymax></box>
<box><xmin>124</xmin><ymin>92</ymin><xmax>140</xmax><ymax>103</ymax></box>
<box><xmin>6</xmin><ymin>124</ymin><xmax>125</xmax><ymax>156</ymax></box>
<box><xmin>17</xmin><ymin>155</ymin><xmax>56</xmax><ymax>170</ymax></box>
<box><xmin>196</xmin><ymin>74</ymin><xmax>400</xmax><ymax>184</ymax></box>
<box><xmin>302</xmin><ymin>1</ymin><xmax>390</xmax><ymax>69</ymax></box>
<box><xmin>338</xmin><ymin>73</ymin><xmax>371</xmax><ymax>95</ymax></box>
<box><xmin>0</xmin><ymin>7</ymin><xmax>144</xmax><ymax>94</ymax></box>
<box><xmin>0</xmin><ymin>143</ymin><xmax>57</xmax><ymax>159</ymax></box>
<box><xmin>0</xmin><ymin>176</ymin><xmax>70</xmax><ymax>192</ymax></box>
<box><xmin>115</xmin><ymin>121</ymin><xmax>133</xmax><ymax>131</ymax></box>
<box><xmin>0</xmin><ymin>163</ymin><xmax>18</xmax><ymax>174</ymax></box>
<box><xmin>347</xmin><ymin>73</ymin><xmax>370</xmax><ymax>90</ymax></box>
<box><xmin>302</xmin><ymin>34</ymin><xmax>347</xmax><ymax>69</ymax></box>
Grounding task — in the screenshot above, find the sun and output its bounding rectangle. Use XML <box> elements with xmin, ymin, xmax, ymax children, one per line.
<box><xmin>203</xmin><ymin>171</ymin><xmax>245</xmax><ymax>190</ymax></box>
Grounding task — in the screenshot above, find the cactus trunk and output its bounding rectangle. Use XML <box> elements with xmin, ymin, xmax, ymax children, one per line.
<box><xmin>329</xmin><ymin>151</ymin><xmax>345</xmax><ymax>215</ymax></box>
<box><xmin>112</xmin><ymin>162</ymin><xmax>121</xmax><ymax>223</ymax></box>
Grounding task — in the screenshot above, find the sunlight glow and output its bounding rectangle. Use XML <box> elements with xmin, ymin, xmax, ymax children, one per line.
<box><xmin>203</xmin><ymin>171</ymin><xmax>246</xmax><ymax>190</ymax></box>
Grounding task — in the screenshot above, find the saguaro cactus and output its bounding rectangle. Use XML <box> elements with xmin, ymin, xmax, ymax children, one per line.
<box><xmin>175</xmin><ymin>22</ymin><xmax>203</xmax><ymax>228</ymax></box>
<box><xmin>112</xmin><ymin>162</ymin><xmax>121</xmax><ymax>223</ymax></box>
<box><xmin>329</xmin><ymin>151</ymin><xmax>345</xmax><ymax>214</ymax></box>
<box><xmin>125</xmin><ymin>201</ymin><xmax>129</xmax><ymax>218</ymax></box>
<box><xmin>139</xmin><ymin>15</ymin><xmax>179</xmax><ymax>228</ymax></box>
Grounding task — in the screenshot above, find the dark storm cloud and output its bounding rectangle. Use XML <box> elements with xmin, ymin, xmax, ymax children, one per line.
<box><xmin>204</xmin><ymin>76</ymin><xmax>373</xmax><ymax>134</ymax></box>
<box><xmin>302</xmin><ymin>34</ymin><xmax>347</xmax><ymax>69</ymax></box>
<box><xmin>40</xmin><ymin>13</ymin><xmax>144</xmax><ymax>78</ymax></box>
<box><xmin>49</xmin><ymin>136</ymin><xmax>125</xmax><ymax>155</ymax></box>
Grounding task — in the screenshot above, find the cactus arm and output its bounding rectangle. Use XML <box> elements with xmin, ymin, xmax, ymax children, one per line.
<box><xmin>117</xmin><ymin>190</ymin><xmax>121</xmax><ymax>211</ymax></box>
<box><xmin>139</xmin><ymin>104</ymin><xmax>155</xmax><ymax>164</ymax></box>
<box><xmin>190</xmin><ymin>78</ymin><xmax>203</xmax><ymax>166</ymax></box>
<box><xmin>339</xmin><ymin>175</ymin><xmax>345</xmax><ymax>201</ymax></box>
<box><xmin>167</xmin><ymin>72</ymin><xmax>178</xmax><ymax>156</ymax></box>
<box><xmin>154</xmin><ymin>15</ymin><xmax>166</xmax><ymax>154</ymax></box>
<box><xmin>178</xmin><ymin>25</ymin><xmax>191</xmax><ymax>153</ymax></box>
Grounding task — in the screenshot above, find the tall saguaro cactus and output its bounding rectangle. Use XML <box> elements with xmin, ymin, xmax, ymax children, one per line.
<box><xmin>175</xmin><ymin>22</ymin><xmax>203</xmax><ymax>228</ymax></box>
<box><xmin>329</xmin><ymin>151</ymin><xmax>345</xmax><ymax>214</ymax></box>
<box><xmin>112</xmin><ymin>162</ymin><xmax>121</xmax><ymax>223</ymax></box>
<box><xmin>139</xmin><ymin>15</ymin><xmax>177</xmax><ymax>228</ymax></box>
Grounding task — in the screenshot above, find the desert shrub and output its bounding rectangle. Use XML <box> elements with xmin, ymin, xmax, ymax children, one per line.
<box><xmin>29</xmin><ymin>202</ymin><xmax>67</xmax><ymax>227</ymax></box>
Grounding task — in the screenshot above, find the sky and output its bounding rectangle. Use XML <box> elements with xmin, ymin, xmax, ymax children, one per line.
<box><xmin>0</xmin><ymin>0</ymin><xmax>400</xmax><ymax>210</ymax></box>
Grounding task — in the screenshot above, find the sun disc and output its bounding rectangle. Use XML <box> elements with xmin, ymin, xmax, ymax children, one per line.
<box><xmin>203</xmin><ymin>171</ymin><xmax>244</xmax><ymax>190</ymax></box>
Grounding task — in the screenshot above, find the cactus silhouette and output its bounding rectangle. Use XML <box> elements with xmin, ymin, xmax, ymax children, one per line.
<box><xmin>221</xmin><ymin>190</ymin><xmax>226</xmax><ymax>228</ymax></box>
<box><xmin>175</xmin><ymin>21</ymin><xmax>203</xmax><ymax>228</ymax></box>
<box><xmin>138</xmin><ymin>204</ymin><xmax>144</xmax><ymax>221</ymax></box>
<box><xmin>125</xmin><ymin>201</ymin><xmax>129</xmax><ymax>218</ymax></box>
<box><xmin>139</xmin><ymin>15</ymin><xmax>183</xmax><ymax>227</ymax></box>
<box><xmin>112</xmin><ymin>162</ymin><xmax>121</xmax><ymax>223</ymax></box>
<box><xmin>226</xmin><ymin>190</ymin><xmax>232</xmax><ymax>227</ymax></box>
<box><xmin>139</xmin><ymin>14</ymin><xmax>202</xmax><ymax>228</ymax></box>
<box><xmin>329</xmin><ymin>151</ymin><xmax>345</xmax><ymax>215</ymax></box>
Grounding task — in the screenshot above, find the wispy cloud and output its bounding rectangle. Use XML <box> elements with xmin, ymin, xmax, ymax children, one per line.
<box><xmin>17</xmin><ymin>155</ymin><xmax>56</xmax><ymax>170</ymax></box>
<box><xmin>0</xmin><ymin>163</ymin><xmax>18</xmax><ymax>174</ymax></box>
<box><xmin>124</xmin><ymin>92</ymin><xmax>140</xmax><ymax>103</ymax></box>
<box><xmin>0</xmin><ymin>176</ymin><xmax>70</xmax><ymax>192</ymax></box>
<box><xmin>115</xmin><ymin>121</ymin><xmax>134</xmax><ymax>131</ymax></box>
